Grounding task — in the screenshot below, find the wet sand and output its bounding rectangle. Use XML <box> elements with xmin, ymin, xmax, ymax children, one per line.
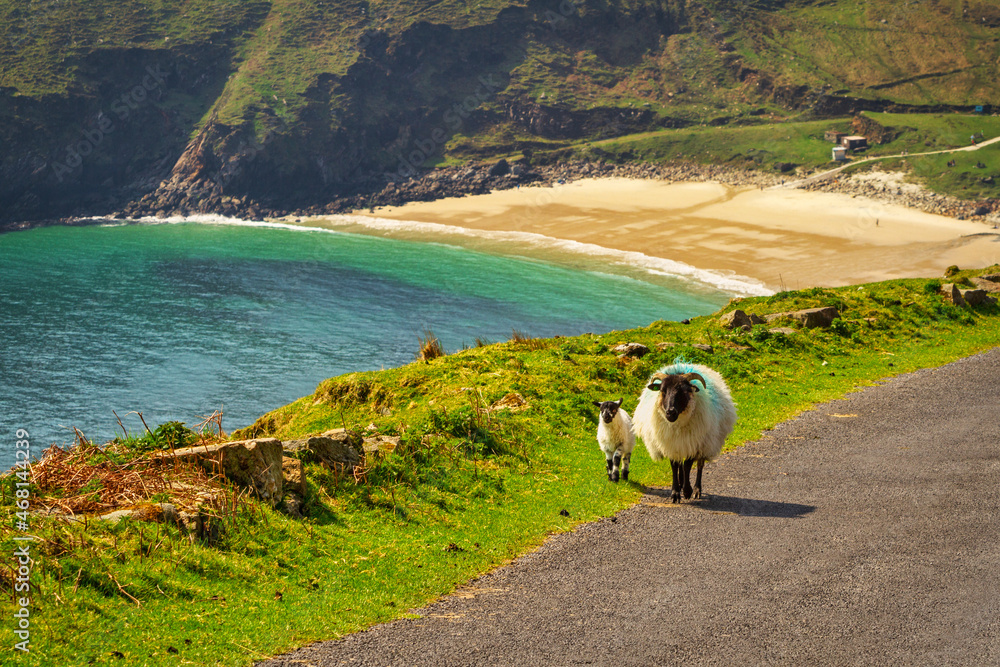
<box><xmin>335</xmin><ymin>178</ymin><xmax>1000</xmax><ymax>293</ymax></box>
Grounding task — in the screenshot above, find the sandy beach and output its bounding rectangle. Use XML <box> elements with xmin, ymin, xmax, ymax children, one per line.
<box><xmin>300</xmin><ymin>177</ymin><xmax>1000</xmax><ymax>294</ymax></box>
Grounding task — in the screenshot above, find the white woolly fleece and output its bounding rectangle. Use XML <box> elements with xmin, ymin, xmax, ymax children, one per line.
<box><xmin>632</xmin><ymin>363</ymin><xmax>737</xmax><ymax>462</ymax></box>
<box><xmin>597</xmin><ymin>408</ymin><xmax>635</xmax><ymax>458</ymax></box>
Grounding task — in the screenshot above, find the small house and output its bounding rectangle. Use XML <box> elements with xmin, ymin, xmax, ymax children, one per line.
<box><xmin>825</xmin><ymin>130</ymin><xmax>846</xmax><ymax>144</ymax></box>
<box><xmin>832</xmin><ymin>146</ymin><xmax>847</xmax><ymax>162</ymax></box>
<box><xmin>841</xmin><ymin>135</ymin><xmax>868</xmax><ymax>151</ymax></box>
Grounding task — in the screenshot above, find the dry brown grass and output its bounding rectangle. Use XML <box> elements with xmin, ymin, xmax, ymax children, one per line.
<box><xmin>25</xmin><ymin>436</ymin><xmax>228</xmax><ymax>516</ymax></box>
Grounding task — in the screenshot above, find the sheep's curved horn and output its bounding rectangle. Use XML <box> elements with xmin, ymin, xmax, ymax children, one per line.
<box><xmin>682</xmin><ymin>372</ymin><xmax>707</xmax><ymax>389</ymax></box>
<box><xmin>647</xmin><ymin>372</ymin><xmax>668</xmax><ymax>391</ymax></box>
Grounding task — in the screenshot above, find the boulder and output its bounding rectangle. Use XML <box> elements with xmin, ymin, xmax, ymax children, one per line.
<box><xmin>959</xmin><ymin>289</ymin><xmax>997</xmax><ymax>306</ymax></box>
<box><xmin>488</xmin><ymin>159</ymin><xmax>510</xmax><ymax>177</ymax></box>
<box><xmin>719</xmin><ymin>309</ymin><xmax>752</xmax><ymax>330</ymax></box>
<box><xmin>768</xmin><ymin>327</ymin><xmax>797</xmax><ymax>335</ymax></box>
<box><xmin>612</xmin><ymin>342</ymin><xmax>650</xmax><ymax>358</ymax></box>
<box><xmin>765</xmin><ymin>306</ymin><xmax>839</xmax><ymax>328</ymax></box>
<box><xmin>286</xmin><ymin>430</ymin><xmax>362</xmax><ymax>471</ymax></box>
<box><xmin>940</xmin><ymin>283</ymin><xmax>967</xmax><ymax>306</ymax></box>
<box><xmin>972</xmin><ymin>275</ymin><xmax>1000</xmax><ymax>293</ymax></box>
<box><xmin>155</xmin><ymin>438</ymin><xmax>283</xmax><ymax>505</ymax></box>
<box><xmin>363</xmin><ymin>435</ymin><xmax>401</xmax><ymax>455</ymax></box>
<box><xmin>282</xmin><ymin>456</ymin><xmax>306</xmax><ymax>496</ymax></box>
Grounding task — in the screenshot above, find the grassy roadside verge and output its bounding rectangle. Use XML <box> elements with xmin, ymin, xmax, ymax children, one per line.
<box><xmin>3</xmin><ymin>267</ymin><xmax>1000</xmax><ymax>666</ymax></box>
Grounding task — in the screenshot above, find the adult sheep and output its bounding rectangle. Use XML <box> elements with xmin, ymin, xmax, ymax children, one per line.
<box><xmin>632</xmin><ymin>361</ymin><xmax>736</xmax><ymax>503</ymax></box>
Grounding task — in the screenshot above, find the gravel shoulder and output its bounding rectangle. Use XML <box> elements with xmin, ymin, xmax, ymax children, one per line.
<box><xmin>259</xmin><ymin>348</ymin><xmax>1000</xmax><ymax>666</ymax></box>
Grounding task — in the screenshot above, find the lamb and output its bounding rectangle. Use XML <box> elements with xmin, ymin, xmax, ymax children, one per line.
<box><xmin>632</xmin><ymin>361</ymin><xmax>737</xmax><ymax>503</ymax></box>
<box><xmin>592</xmin><ymin>399</ymin><xmax>635</xmax><ymax>483</ymax></box>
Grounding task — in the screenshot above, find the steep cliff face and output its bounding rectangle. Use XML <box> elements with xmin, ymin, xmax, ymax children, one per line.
<box><xmin>0</xmin><ymin>0</ymin><xmax>272</xmax><ymax>222</ymax></box>
<box><xmin>1</xmin><ymin>0</ymin><xmax>997</xmax><ymax>223</ymax></box>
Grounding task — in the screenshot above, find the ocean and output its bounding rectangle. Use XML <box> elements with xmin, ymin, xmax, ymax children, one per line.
<box><xmin>0</xmin><ymin>218</ymin><xmax>762</xmax><ymax>461</ymax></box>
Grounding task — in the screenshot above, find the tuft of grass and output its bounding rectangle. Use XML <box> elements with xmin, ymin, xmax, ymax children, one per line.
<box><xmin>416</xmin><ymin>329</ymin><xmax>446</xmax><ymax>362</ymax></box>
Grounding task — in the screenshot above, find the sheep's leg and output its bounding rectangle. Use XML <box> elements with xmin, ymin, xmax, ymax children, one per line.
<box><xmin>621</xmin><ymin>451</ymin><xmax>631</xmax><ymax>482</ymax></box>
<box><xmin>611</xmin><ymin>451</ymin><xmax>622</xmax><ymax>483</ymax></box>
<box><xmin>670</xmin><ymin>460</ymin><xmax>683</xmax><ymax>503</ymax></box>
<box><xmin>605</xmin><ymin>454</ymin><xmax>614</xmax><ymax>481</ymax></box>
<box><xmin>693</xmin><ymin>459</ymin><xmax>705</xmax><ymax>499</ymax></box>
<box><xmin>681</xmin><ymin>459</ymin><xmax>695</xmax><ymax>499</ymax></box>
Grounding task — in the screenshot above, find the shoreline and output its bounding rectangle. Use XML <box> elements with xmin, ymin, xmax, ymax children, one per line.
<box><xmin>6</xmin><ymin>163</ymin><xmax>1000</xmax><ymax>295</ymax></box>
<box><xmin>5</xmin><ymin>159</ymin><xmax>997</xmax><ymax>235</ymax></box>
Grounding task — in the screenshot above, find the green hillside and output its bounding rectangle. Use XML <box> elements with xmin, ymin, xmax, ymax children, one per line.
<box><xmin>1</xmin><ymin>0</ymin><xmax>997</xmax><ymax>221</ymax></box>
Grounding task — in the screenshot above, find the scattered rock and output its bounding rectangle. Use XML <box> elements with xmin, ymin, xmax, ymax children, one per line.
<box><xmin>286</xmin><ymin>431</ymin><xmax>362</xmax><ymax>471</ymax></box>
<box><xmin>363</xmin><ymin>435</ymin><xmax>401</xmax><ymax>455</ymax></box>
<box><xmin>488</xmin><ymin>159</ymin><xmax>510</xmax><ymax>177</ymax></box>
<box><xmin>959</xmin><ymin>289</ymin><xmax>997</xmax><ymax>306</ymax></box>
<box><xmin>719</xmin><ymin>309</ymin><xmax>753</xmax><ymax>330</ymax></box>
<box><xmin>765</xmin><ymin>306</ymin><xmax>839</xmax><ymax>328</ymax></box>
<box><xmin>972</xmin><ymin>275</ymin><xmax>1000</xmax><ymax>293</ymax></box>
<box><xmin>769</xmin><ymin>327</ymin><xmax>797</xmax><ymax>335</ymax></box>
<box><xmin>282</xmin><ymin>456</ymin><xmax>306</xmax><ymax>496</ymax></box>
<box><xmin>612</xmin><ymin>342</ymin><xmax>650</xmax><ymax>358</ymax></box>
<box><xmin>283</xmin><ymin>493</ymin><xmax>304</xmax><ymax>519</ymax></box>
<box><xmin>656</xmin><ymin>342</ymin><xmax>679</xmax><ymax>350</ymax></box>
<box><xmin>692</xmin><ymin>344</ymin><xmax>714</xmax><ymax>353</ymax></box>
<box><xmin>941</xmin><ymin>283</ymin><xmax>967</xmax><ymax>307</ymax></box>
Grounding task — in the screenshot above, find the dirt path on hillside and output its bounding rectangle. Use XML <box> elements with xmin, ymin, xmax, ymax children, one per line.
<box><xmin>258</xmin><ymin>348</ymin><xmax>1000</xmax><ymax>666</ymax></box>
<box><xmin>781</xmin><ymin>135</ymin><xmax>1000</xmax><ymax>189</ymax></box>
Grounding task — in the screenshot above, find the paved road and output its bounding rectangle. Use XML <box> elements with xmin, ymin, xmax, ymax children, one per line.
<box><xmin>260</xmin><ymin>349</ymin><xmax>1000</xmax><ymax>666</ymax></box>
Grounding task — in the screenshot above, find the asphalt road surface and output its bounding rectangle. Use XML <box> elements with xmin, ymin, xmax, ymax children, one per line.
<box><xmin>259</xmin><ymin>348</ymin><xmax>1000</xmax><ymax>666</ymax></box>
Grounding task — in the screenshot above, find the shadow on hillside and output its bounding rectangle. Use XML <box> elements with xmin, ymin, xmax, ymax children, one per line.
<box><xmin>644</xmin><ymin>487</ymin><xmax>816</xmax><ymax>518</ymax></box>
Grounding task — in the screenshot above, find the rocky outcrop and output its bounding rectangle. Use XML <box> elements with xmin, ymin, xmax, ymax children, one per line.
<box><xmin>942</xmin><ymin>282</ymin><xmax>998</xmax><ymax>307</ymax></box>
<box><xmin>765</xmin><ymin>306</ymin><xmax>840</xmax><ymax>329</ymax></box>
<box><xmin>972</xmin><ymin>274</ymin><xmax>1000</xmax><ymax>293</ymax></box>
<box><xmin>153</xmin><ymin>438</ymin><xmax>284</xmax><ymax>506</ymax></box>
<box><xmin>284</xmin><ymin>430</ymin><xmax>362</xmax><ymax>471</ymax></box>
<box><xmin>612</xmin><ymin>342</ymin><xmax>651</xmax><ymax>359</ymax></box>
<box><xmin>941</xmin><ymin>283</ymin><xmax>967</xmax><ymax>306</ymax></box>
<box><xmin>721</xmin><ymin>306</ymin><xmax>835</xmax><ymax>330</ymax></box>
<box><xmin>362</xmin><ymin>435</ymin><xmax>401</xmax><ymax>455</ymax></box>
<box><xmin>720</xmin><ymin>309</ymin><xmax>753</xmax><ymax>330</ymax></box>
<box><xmin>801</xmin><ymin>170</ymin><xmax>997</xmax><ymax>222</ymax></box>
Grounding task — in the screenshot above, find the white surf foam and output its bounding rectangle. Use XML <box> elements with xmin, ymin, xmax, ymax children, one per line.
<box><xmin>80</xmin><ymin>213</ymin><xmax>772</xmax><ymax>297</ymax></box>
<box><xmin>331</xmin><ymin>214</ymin><xmax>773</xmax><ymax>297</ymax></box>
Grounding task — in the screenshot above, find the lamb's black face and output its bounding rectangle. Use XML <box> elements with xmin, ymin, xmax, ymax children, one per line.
<box><xmin>593</xmin><ymin>399</ymin><xmax>623</xmax><ymax>423</ymax></box>
<box><xmin>648</xmin><ymin>374</ymin><xmax>699</xmax><ymax>423</ymax></box>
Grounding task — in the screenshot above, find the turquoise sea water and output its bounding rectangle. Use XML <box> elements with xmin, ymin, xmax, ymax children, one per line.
<box><xmin>0</xmin><ymin>221</ymin><xmax>732</xmax><ymax>459</ymax></box>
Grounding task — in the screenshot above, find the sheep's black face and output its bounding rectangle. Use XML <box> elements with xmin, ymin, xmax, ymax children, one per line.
<box><xmin>648</xmin><ymin>374</ymin><xmax>699</xmax><ymax>423</ymax></box>
<box><xmin>593</xmin><ymin>399</ymin><xmax>623</xmax><ymax>424</ymax></box>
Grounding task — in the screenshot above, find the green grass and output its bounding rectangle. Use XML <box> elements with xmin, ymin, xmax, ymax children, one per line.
<box><xmin>3</xmin><ymin>267</ymin><xmax>1000</xmax><ymax>666</ymax></box>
